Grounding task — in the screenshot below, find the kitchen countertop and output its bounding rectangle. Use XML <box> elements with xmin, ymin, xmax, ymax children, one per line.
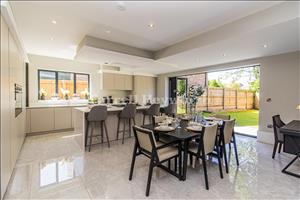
<box><xmin>75</xmin><ymin>105</ymin><xmax>151</xmax><ymax>113</ymax></box>
<box><xmin>26</xmin><ymin>104</ymin><xmax>88</xmax><ymax>109</ymax></box>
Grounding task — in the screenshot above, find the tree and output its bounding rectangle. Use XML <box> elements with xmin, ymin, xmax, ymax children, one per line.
<box><xmin>177</xmin><ymin>79</ymin><xmax>186</xmax><ymax>96</ymax></box>
<box><xmin>208</xmin><ymin>79</ymin><xmax>223</xmax><ymax>88</ymax></box>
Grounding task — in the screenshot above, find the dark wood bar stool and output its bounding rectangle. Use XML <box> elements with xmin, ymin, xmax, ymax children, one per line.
<box><xmin>160</xmin><ymin>103</ymin><xmax>176</xmax><ymax>118</ymax></box>
<box><xmin>143</xmin><ymin>103</ymin><xmax>160</xmax><ymax>125</ymax></box>
<box><xmin>86</xmin><ymin>105</ymin><xmax>110</xmax><ymax>151</ymax></box>
<box><xmin>117</xmin><ymin>103</ymin><xmax>136</xmax><ymax>144</ymax></box>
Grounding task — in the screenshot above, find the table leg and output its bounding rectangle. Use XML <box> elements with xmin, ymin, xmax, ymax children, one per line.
<box><xmin>282</xmin><ymin>155</ymin><xmax>300</xmax><ymax>178</ymax></box>
<box><xmin>182</xmin><ymin>139</ymin><xmax>189</xmax><ymax>181</ymax></box>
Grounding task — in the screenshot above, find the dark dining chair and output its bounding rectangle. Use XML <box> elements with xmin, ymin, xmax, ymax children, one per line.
<box><xmin>272</xmin><ymin>115</ymin><xmax>285</xmax><ymax>159</ymax></box>
<box><xmin>86</xmin><ymin>105</ymin><xmax>110</xmax><ymax>151</ymax></box>
<box><xmin>160</xmin><ymin>103</ymin><xmax>177</xmax><ymax>118</ymax></box>
<box><xmin>143</xmin><ymin>103</ymin><xmax>160</xmax><ymax>125</ymax></box>
<box><xmin>188</xmin><ymin>123</ymin><xmax>223</xmax><ymax>190</ymax></box>
<box><xmin>129</xmin><ymin>126</ymin><xmax>181</xmax><ymax>196</ymax></box>
<box><xmin>219</xmin><ymin>119</ymin><xmax>239</xmax><ymax>173</ymax></box>
<box><xmin>116</xmin><ymin>103</ymin><xmax>136</xmax><ymax>144</ymax></box>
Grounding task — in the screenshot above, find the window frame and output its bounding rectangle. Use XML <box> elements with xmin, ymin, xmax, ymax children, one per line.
<box><xmin>38</xmin><ymin>69</ymin><xmax>90</xmax><ymax>100</ymax></box>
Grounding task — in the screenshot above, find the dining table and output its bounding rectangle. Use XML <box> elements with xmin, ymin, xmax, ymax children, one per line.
<box><xmin>280</xmin><ymin>120</ymin><xmax>300</xmax><ymax>178</ymax></box>
<box><xmin>142</xmin><ymin>123</ymin><xmax>201</xmax><ymax>181</ymax></box>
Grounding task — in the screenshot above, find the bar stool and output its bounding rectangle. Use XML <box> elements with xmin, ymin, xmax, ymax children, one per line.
<box><xmin>160</xmin><ymin>103</ymin><xmax>177</xmax><ymax>118</ymax></box>
<box><xmin>117</xmin><ymin>103</ymin><xmax>137</xmax><ymax>144</ymax></box>
<box><xmin>143</xmin><ymin>103</ymin><xmax>160</xmax><ymax>125</ymax></box>
<box><xmin>86</xmin><ymin>105</ymin><xmax>110</xmax><ymax>151</ymax></box>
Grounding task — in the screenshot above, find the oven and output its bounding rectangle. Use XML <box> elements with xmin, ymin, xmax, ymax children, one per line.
<box><xmin>15</xmin><ymin>83</ymin><xmax>22</xmax><ymax>117</ymax></box>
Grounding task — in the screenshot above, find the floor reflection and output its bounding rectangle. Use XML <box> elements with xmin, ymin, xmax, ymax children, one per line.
<box><xmin>39</xmin><ymin>156</ymin><xmax>83</xmax><ymax>187</ymax></box>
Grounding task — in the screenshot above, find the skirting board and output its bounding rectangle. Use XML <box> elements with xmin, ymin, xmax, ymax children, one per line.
<box><xmin>257</xmin><ymin>130</ymin><xmax>274</xmax><ymax>144</ymax></box>
<box><xmin>26</xmin><ymin>128</ymin><xmax>74</xmax><ymax>136</ymax></box>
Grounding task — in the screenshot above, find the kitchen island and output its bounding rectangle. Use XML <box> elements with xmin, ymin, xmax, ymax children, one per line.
<box><xmin>73</xmin><ymin>105</ymin><xmax>152</xmax><ymax>151</ymax></box>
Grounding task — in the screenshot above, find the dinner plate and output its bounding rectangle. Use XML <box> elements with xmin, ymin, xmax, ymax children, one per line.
<box><xmin>188</xmin><ymin>121</ymin><xmax>202</xmax><ymax>126</ymax></box>
<box><xmin>155</xmin><ymin>126</ymin><xmax>175</xmax><ymax>132</ymax></box>
<box><xmin>186</xmin><ymin>125</ymin><xmax>203</xmax><ymax>132</ymax></box>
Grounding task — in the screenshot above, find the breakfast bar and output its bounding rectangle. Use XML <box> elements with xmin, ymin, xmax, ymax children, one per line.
<box><xmin>73</xmin><ymin>105</ymin><xmax>152</xmax><ymax>151</ymax></box>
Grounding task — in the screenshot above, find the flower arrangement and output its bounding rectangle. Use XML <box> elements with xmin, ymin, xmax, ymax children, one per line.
<box><xmin>60</xmin><ymin>88</ymin><xmax>70</xmax><ymax>100</ymax></box>
<box><xmin>40</xmin><ymin>88</ymin><xmax>47</xmax><ymax>100</ymax></box>
<box><xmin>81</xmin><ymin>88</ymin><xmax>89</xmax><ymax>99</ymax></box>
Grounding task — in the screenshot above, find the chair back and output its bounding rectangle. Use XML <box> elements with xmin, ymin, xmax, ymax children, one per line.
<box><xmin>164</xmin><ymin>103</ymin><xmax>177</xmax><ymax>116</ymax></box>
<box><xmin>133</xmin><ymin>126</ymin><xmax>157</xmax><ymax>154</ymax></box>
<box><xmin>212</xmin><ymin>114</ymin><xmax>230</xmax><ymax>120</ymax></box>
<box><xmin>87</xmin><ymin>105</ymin><xmax>107</xmax><ymax>122</ymax></box>
<box><xmin>202</xmin><ymin>123</ymin><xmax>219</xmax><ymax>154</ymax></box>
<box><xmin>145</xmin><ymin>103</ymin><xmax>160</xmax><ymax>116</ymax></box>
<box><xmin>272</xmin><ymin>115</ymin><xmax>285</xmax><ymax>142</ymax></box>
<box><xmin>120</xmin><ymin>103</ymin><xmax>136</xmax><ymax>118</ymax></box>
<box><xmin>153</xmin><ymin>115</ymin><xmax>166</xmax><ymax>124</ymax></box>
<box><xmin>222</xmin><ymin>119</ymin><xmax>235</xmax><ymax>144</ymax></box>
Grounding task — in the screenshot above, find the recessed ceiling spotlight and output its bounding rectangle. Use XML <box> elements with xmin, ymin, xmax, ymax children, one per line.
<box><xmin>105</xmin><ymin>30</ymin><xmax>111</xmax><ymax>34</ymax></box>
<box><xmin>148</xmin><ymin>22</ymin><xmax>155</xmax><ymax>29</ymax></box>
<box><xmin>50</xmin><ymin>37</ymin><xmax>54</xmax><ymax>41</ymax></box>
<box><xmin>263</xmin><ymin>44</ymin><xmax>268</xmax><ymax>48</ymax></box>
<box><xmin>51</xmin><ymin>20</ymin><xmax>57</xmax><ymax>24</ymax></box>
<box><xmin>116</xmin><ymin>1</ymin><xmax>126</xmax><ymax>11</ymax></box>
<box><xmin>222</xmin><ymin>53</ymin><xmax>226</xmax><ymax>57</ymax></box>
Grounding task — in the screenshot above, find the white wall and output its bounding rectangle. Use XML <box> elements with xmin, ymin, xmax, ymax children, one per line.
<box><xmin>28</xmin><ymin>54</ymin><xmax>130</xmax><ymax>105</ymax></box>
<box><xmin>157</xmin><ymin>51</ymin><xmax>300</xmax><ymax>144</ymax></box>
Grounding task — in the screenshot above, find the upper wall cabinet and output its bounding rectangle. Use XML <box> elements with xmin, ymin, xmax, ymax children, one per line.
<box><xmin>101</xmin><ymin>72</ymin><xmax>133</xmax><ymax>90</ymax></box>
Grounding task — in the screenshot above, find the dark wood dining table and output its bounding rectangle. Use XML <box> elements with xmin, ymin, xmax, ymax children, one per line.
<box><xmin>142</xmin><ymin>123</ymin><xmax>201</xmax><ymax>181</ymax></box>
<box><xmin>280</xmin><ymin>120</ymin><xmax>300</xmax><ymax>178</ymax></box>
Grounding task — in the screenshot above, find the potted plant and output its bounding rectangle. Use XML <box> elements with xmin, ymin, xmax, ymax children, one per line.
<box><xmin>60</xmin><ymin>88</ymin><xmax>70</xmax><ymax>100</ymax></box>
<box><xmin>40</xmin><ymin>88</ymin><xmax>47</xmax><ymax>100</ymax></box>
<box><xmin>81</xmin><ymin>89</ymin><xmax>89</xmax><ymax>99</ymax></box>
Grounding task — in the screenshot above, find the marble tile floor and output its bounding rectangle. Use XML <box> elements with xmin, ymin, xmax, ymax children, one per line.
<box><xmin>4</xmin><ymin>131</ymin><xmax>300</xmax><ymax>199</ymax></box>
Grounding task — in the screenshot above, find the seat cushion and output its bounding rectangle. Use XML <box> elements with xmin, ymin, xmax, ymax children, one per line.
<box><xmin>157</xmin><ymin>146</ymin><xmax>178</xmax><ymax>161</ymax></box>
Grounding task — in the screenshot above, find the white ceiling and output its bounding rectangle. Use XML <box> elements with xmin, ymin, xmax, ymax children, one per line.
<box><xmin>10</xmin><ymin>1</ymin><xmax>280</xmax><ymax>56</ymax></box>
<box><xmin>9</xmin><ymin>1</ymin><xmax>299</xmax><ymax>75</ymax></box>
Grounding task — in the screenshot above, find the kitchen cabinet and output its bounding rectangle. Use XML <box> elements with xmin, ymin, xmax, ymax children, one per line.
<box><xmin>102</xmin><ymin>72</ymin><xmax>115</xmax><ymax>90</ymax></box>
<box><xmin>133</xmin><ymin>75</ymin><xmax>156</xmax><ymax>104</ymax></box>
<box><xmin>54</xmin><ymin>107</ymin><xmax>72</xmax><ymax>130</ymax></box>
<box><xmin>124</xmin><ymin>74</ymin><xmax>133</xmax><ymax>90</ymax></box>
<box><xmin>26</xmin><ymin>106</ymin><xmax>83</xmax><ymax>134</ymax></box>
<box><xmin>1</xmin><ymin>15</ymin><xmax>26</xmax><ymax>199</ymax></box>
<box><xmin>101</xmin><ymin>72</ymin><xmax>133</xmax><ymax>90</ymax></box>
<box><xmin>30</xmin><ymin>108</ymin><xmax>55</xmax><ymax>132</ymax></box>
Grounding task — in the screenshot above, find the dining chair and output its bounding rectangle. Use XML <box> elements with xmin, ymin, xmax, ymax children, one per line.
<box><xmin>86</xmin><ymin>105</ymin><xmax>110</xmax><ymax>151</ymax></box>
<box><xmin>116</xmin><ymin>103</ymin><xmax>136</xmax><ymax>144</ymax></box>
<box><xmin>219</xmin><ymin>119</ymin><xmax>238</xmax><ymax>173</ymax></box>
<box><xmin>129</xmin><ymin>126</ymin><xmax>181</xmax><ymax>196</ymax></box>
<box><xmin>160</xmin><ymin>103</ymin><xmax>177</xmax><ymax>118</ymax></box>
<box><xmin>153</xmin><ymin>115</ymin><xmax>167</xmax><ymax>124</ymax></box>
<box><xmin>188</xmin><ymin>123</ymin><xmax>223</xmax><ymax>190</ymax></box>
<box><xmin>211</xmin><ymin>114</ymin><xmax>230</xmax><ymax>120</ymax></box>
<box><xmin>143</xmin><ymin>103</ymin><xmax>160</xmax><ymax>125</ymax></box>
<box><xmin>272</xmin><ymin>115</ymin><xmax>285</xmax><ymax>159</ymax></box>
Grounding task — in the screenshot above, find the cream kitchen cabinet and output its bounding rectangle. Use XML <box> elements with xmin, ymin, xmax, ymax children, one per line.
<box><xmin>102</xmin><ymin>72</ymin><xmax>115</xmax><ymax>90</ymax></box>
<box><xmin>29</xmin><ymin>108</ymin><xmax>55</xmax><ymax>133</ymax></box>
<box><xmin>54</xmin><ymin>107</ymin><xmax>72</xmax><ymax>130</ymax></box>
<box><xmin>101</xmin><ymin>72</ymin><xmax>133</xmax><ymax>90</ymax></box>
<box><xmin>26</xmin><ymin>106</ymin><xmax>80</xmax><ymax>134</ymax></box>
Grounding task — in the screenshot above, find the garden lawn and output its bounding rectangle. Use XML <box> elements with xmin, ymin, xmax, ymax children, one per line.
<box><xmin>212</xmin><ymin>109</ymin><xmax>259</xmax><ymax>127</ymax></box>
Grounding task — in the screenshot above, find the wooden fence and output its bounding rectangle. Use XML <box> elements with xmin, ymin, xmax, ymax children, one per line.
<box><xmin>195</xmin><ymin>88</ymin><xmax>259</xmax><ymax>111</ymax></box>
